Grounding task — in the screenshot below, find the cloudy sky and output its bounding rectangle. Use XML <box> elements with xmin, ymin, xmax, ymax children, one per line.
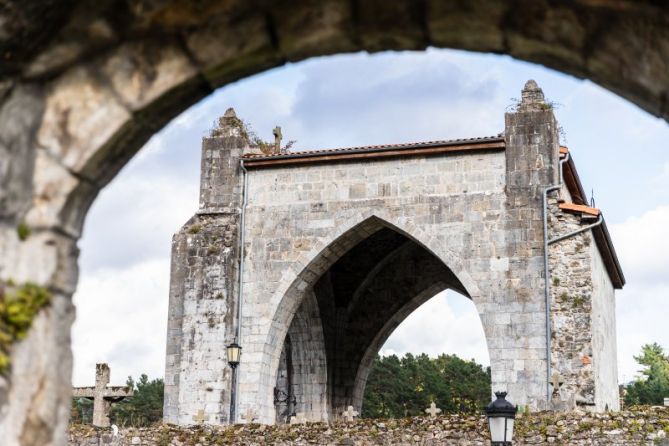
<box><xmin>71</xmin><ymin>48</ymin><xmax>669</xmax><ymax>387</ymax></box>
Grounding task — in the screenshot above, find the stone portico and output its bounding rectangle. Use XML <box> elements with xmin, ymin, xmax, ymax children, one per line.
<box><xmin>163</xmin><ymin>81</ymin><xmax>624</xmax><ymax>426</ymax></box>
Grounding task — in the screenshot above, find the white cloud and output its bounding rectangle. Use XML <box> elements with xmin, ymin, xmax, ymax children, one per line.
<box><xmin>380</xmin><ymin>291</ymin><xmax>490</xmax><ymax>366</ymax></box>
<box><xmin>79</xmin><ymin>170</ymin><xmax>198</xmax><ymax>273</ymax></box>
<box><xmin>610</xmin><ymin>205</ymin><xmax>669</xmax><ymax>382</ymax></box>
<box><xmin>71</xmin><ymin>258</ymin><xmax>169</xmax><ymax>386</ymax></box>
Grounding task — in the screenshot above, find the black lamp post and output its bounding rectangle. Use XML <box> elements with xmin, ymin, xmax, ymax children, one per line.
<box><xmin>226</xmin><ymin>342</ymin><xmax>242</xmax><ymax>423</ymax></box>
<box><xmin>485</xmin><ymin>391</ymin><xmax>517</xmax><ymax>445</ymax></box>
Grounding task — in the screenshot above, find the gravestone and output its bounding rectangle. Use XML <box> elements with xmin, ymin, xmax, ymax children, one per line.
<box><xmin>664</xmin><ymin>398</ymin><xmax>669</xmax><ymax>407</ymax></box>
<box><xmin>72</xmin><ymin>363</ymin><xmax>133</xmax><ymax>427</ymax></box>
<box><xmin>192</xmin><ymin>409</ymin><xmax>209</xmax><ymax>424</ymax></box>
<box><xmin>341</xmin><ymin>406</ymin><xmax>359</xmax><ymax>422</ymax></box>
<box><xmin>289</xmin><ymin>412</ymin><xmax>307</xmax><ymax>425</ymax></box>
<box><xmin>550</xmin><ymin>372</ymin><xmax>565</xmax><ymax>398</ymax></box>
<box><xmin>425</xmin><ymin>401</ymin><xmax>442</xmax><ymax>418</ymax></box>
<box><xmin>242</xmin><ymin>407</ymin><xmax>258</xmax><ymax>423</ymax></box>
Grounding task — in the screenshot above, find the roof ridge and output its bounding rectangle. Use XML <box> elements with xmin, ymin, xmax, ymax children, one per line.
<box><xmin>242</xmin><ymin>135</ymin><xmax>503</xmax><ymax>159</ymax></box>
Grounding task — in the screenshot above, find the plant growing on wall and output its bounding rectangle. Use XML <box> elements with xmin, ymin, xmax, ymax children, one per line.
<box><xmin>0</xmin><ymin>281</ymin><xmax>52</xmax><ymax>374</ymax></box>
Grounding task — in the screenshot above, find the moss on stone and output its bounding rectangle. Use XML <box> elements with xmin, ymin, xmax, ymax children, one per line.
<box><xmin>0</xmin><ymin>281</ymin><xmax>52</xmax><ymax>374</ymax></box>
<box><xmin>572</xmin><ymin>295</ymin><xmax>586</xmax><ymax>308</ymax></box>
<box><xmin>188</xmin><ymin>224</ymin><xmax>202</xmax><ymax>234</ymax></box>
<box><xmin>16</xmin><ymin>222</ymin><xmax>31</xmax><ymax>241</ymax></box>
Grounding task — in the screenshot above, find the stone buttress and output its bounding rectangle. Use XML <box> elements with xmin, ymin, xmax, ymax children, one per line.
<box><xmin>163</xmin><ymin>109</ymin><xmax>247</xmax><ymax>425</ymax></box>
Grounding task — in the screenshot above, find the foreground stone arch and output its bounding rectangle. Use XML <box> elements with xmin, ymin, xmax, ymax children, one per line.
<box><xmin>0</xmin><ymin>1</ymin><xmax>654</xmax><ymax>443</ymax></box>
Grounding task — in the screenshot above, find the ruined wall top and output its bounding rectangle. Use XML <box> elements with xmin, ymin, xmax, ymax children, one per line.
<box><xmin>518</xmin><ymin>79</ymin><xmax>548</xmax><ymax>112</ymax></box>
<box><xmin>210</xmin><ymin>108</ymin><xmax>249</xmax><ymax>140</ymax></box>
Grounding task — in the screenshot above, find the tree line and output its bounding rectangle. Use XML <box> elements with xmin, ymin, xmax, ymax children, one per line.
<box><xmin>70</xmin><ymin>343</ymin><xmax>669</xmax><ymax>426</ymax></box>
<box><xmin>362</xmin><ymin>353</ymin><xmax>491</xmax><ymax>418</ymax></box>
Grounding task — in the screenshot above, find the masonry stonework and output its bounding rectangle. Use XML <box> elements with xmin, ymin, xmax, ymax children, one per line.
<box><xmin>164</xmin><ymin>81</ymin><xmax>624</xmax><ymax>426</ymax></box>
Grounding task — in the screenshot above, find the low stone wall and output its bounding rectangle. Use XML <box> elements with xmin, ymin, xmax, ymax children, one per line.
<box><xmin>69</xmin><ymin>407</ymin><xmax>669</xmax><ymax>445</ymax></box>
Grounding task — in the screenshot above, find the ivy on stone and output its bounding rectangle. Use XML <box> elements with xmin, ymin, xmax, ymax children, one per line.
<box><xmin>0</xmin><ymin>281</ymin><xmax>52</xmax><ymax>374</ymax></box>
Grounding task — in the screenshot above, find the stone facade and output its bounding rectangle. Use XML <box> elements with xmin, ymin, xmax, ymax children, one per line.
<box><xmin>548</xmin><ymin>181</ymin><xmax>620</xmax><ymax>412</ymax></box>
<box><xmin>164</xmin><ymin>81</ymin><xmax>624</xmax><ymax>426</ymax></box>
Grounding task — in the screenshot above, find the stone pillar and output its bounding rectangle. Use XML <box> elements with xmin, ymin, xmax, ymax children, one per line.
<box><xmin>199</xmin><ymin>108</ymin><xmax>248</xmax><ymax>214</ymax></box>
<box><xmin>163</xmin><ymin>108</ymin><xmax>247</xmax><ymax>425</ymax></box>
<box><xmin>499</xmin><ymin>80</ymin><xmax>560</xmax><ymax>409</ymax></box>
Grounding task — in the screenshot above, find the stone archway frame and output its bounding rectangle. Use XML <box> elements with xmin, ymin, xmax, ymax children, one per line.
<box><xmin>8</xmin><ymin>1</ymin><xmax>668</xmax><ymax>289</ymax></box>
<box><xmin>240</xmin><ymin>209</ymin><xmax>483</xmax><ymax>422</ymax></box>
<box><xmin>2</xmin><ymin>2</ymin><xmax>666</xmax><ymax>441</ymax></box>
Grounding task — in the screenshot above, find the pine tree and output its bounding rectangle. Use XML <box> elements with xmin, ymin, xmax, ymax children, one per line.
<box><xmin>625</xmin><ymin>343</ymin><xmax>669</xmax><ymax>406</ymax></box>
<box><xmin>110</xmin><ymin>374</ymin><xmax>164</xmax><ymax>426</ymax></box>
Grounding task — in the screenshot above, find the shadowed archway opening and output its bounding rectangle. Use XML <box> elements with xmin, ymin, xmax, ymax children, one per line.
<box><xmin>268</xmin><ymin>218</ymin><xmax>490</xmax><ymax>422</ymax></box>
<box><xmin>361</xmin><ymin>289</ymin><xmax>492</xmax><ymax>418</ymax></box>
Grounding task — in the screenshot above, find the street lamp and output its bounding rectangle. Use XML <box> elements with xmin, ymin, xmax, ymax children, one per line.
<box><xmin>226</xmin><ymin>342</ymin><xmax>242</xmax><ymax>423</ymax></box>
<box><xmin>485</xmin><ymin>391</ymin><xmax>517</xmax><ymax>446</ymax></box>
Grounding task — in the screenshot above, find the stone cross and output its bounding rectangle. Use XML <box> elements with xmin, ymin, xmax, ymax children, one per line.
<box><xmin>550</xmin><ymin>372</ymin><xmax>565</xmax><ymax>398</ymax></box>
<box><xmin>341</xmin><ymin>405</ymin><xmax>359</xmax><ymax>422</ymax></box>
<box><xmin>290</xmin><ymin>412</ymin><xmax>307</xmax><ymax>425</ymax></box>
<box><xmin>72</xmin><ymin>363</ymin><xmax>133</xmax><ymax>427</ymax></box>
<box><xmin>242</xmin><ymin>407</ymin><xmax>258</xmax><ymax>423</ymax></box>
<box><xmin>192</xmin><ymin>409</ymin><xmax>209</xmax><ymax>424</ymax></box>
<box><xmin>424</xmin><ymin>401</ymin><xmax>442</xmax><ymax>418</ymax></box>
<box><xmin>273</xmin><ymin>126</ymin><xmax>282</xmax><ymax>153</ymax></box>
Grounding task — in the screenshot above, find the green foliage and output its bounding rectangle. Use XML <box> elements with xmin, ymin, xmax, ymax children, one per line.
<box><xmin>572</xmin><ymin>295</ymin><xmax>586</xmax><ymax>308</ymax></box>
<box><xmin>625</xmin><ymin>343</ymin><xmax>669</xmax><ymax>406</ymax></box>
<box><xmin>110</xmin><ymin>374</ymin><xmax>165</xmax><ymax>427</ymax></box>
<box><xmin>188</xmin><ymin>224</ymin><xmax>202</xmax><ymax>234</ymax></box>
<box><xmin>362</xmin><ymin>353</ymin><xmax>491</xmax><ymax>419</ymax></box>
<box><xmin>16</xmin><ymin>222</ymin><xmax>31</xmax><ymax>241</ymax></box>
<box><xmin>0</xmin><ymin>281</ymin><xmax>52</xmax><ymax>374</ymax></box>
<box><xmin>71</xmin><ymin>397</ymin><xmax>93</xmax><ymax>424</ymax></box>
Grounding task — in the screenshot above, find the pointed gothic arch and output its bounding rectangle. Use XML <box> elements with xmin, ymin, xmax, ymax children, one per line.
<box><xmin>239</xmin><ymin>213</ymin><xmax>491</xmax><ymax>422</ymax></box>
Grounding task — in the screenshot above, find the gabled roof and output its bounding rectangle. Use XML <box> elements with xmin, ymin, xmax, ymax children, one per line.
<box><xmin>242</xmin><ymin>136</ymin><xmax>505</xmax><ymax>168</ymax></box>
<box><xmin>560</xmin><ymin>148</ymin><xmax>625</xmax><ymax>289</ymax></box>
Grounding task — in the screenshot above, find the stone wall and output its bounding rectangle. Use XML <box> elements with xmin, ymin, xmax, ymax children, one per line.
<box><xmin>547</xmin><ymin>195</ymin><xmax>596</xmax><ymax>408</ymax></box>
<box><xmin>590</xmin><ymin>232</ymin><xmax>619</xmax><ymax>411</ymax></box>
<box><xmin>68</xmin><ymin>408</ymin><xmax>669</xmax><ymax>445</ymax></box>
<box><xmin>239</xmin><ymin>142</ymin><xmax>550</xmax><ymax>421</ymax></box>
<box><xmin>547</xmin><ymin>182</ymin><xmax>619</xmax><ymax>411</ymax></box>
